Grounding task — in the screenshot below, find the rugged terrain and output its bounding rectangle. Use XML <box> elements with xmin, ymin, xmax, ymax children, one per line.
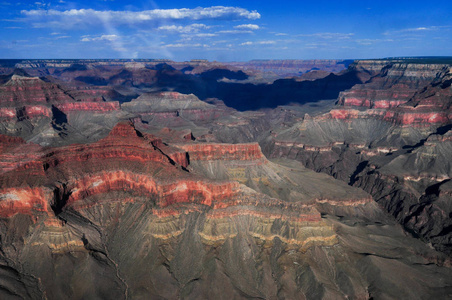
<box><xmin>264</xmin><ymin>60</ymin><xmax>452</xmax><ymax>255</ymax></box>
<box><xmin>0</xmin><ymin>58</ymin><xmax>451</xmax><ymax>299</ymax></box>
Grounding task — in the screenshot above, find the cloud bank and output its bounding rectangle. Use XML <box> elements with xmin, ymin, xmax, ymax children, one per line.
<box><xmin>21</xmin><ymin>6</ymin><xmax>261</xmax><ymax>28</ymax></box>
<box><xmin>234</xmin><ymin>24</ymin><xmax>259</xmax><ymax>30</ymax></box>
<box><xmin>81</xmin><ymin>34</ymin><xmax>119</xmax><ymax>42</ymax></box>
<box><xmin>157</xmin><ymin>24</ymin><xmax>210</xmax><ymax>33</ymax></box>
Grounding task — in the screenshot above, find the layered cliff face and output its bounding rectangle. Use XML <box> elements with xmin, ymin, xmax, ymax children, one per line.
<box><xmin>1</xmin><ymin>58</ymin><xmax>452</xmax><ymax>299</ymax></box>
<box><xmin>264</xmin><ymin>61</ymin><xmax>452</xmax><ymax>256</ymax></box>
<box><xmin>337</xmin><ymin>63</ymin><xmax>452</xmax><ymax>125</ymax></box>
<box><xmin>0</xmin><ymin>70</ymin><xmax>130</xmax><ymax>146</ymax></box>
<box><xmin>122</xmin><ymin>92</ymin><xmax>226</xmax><ymax>127</ymax></box>
<box><xmin>0</xmin><ymin>121</ymin><xmax>450</xmax><ymax>299</ymax></box>
<box><xmin>226</xmin><ymin>59</ymin><xmax>351</xmax><ymax>80</ymax></box>
<box><xmin>0</xmin><ymin>75</ymin><xmax>73</xmax><ymax>106</ymax></box>
<box><xmin>123</xmin><ymin>91</ymin><xmax>273</xmax><ymax>144</ymax></box>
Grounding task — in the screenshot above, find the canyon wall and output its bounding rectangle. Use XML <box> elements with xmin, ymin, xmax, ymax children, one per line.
<box><xmin>0</xmin><ymin>58</ymin><xmax>451</xmax><ymax>299</ymax></box>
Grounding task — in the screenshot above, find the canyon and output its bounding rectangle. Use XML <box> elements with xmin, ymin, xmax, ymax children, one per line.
<box><xmin>0</xmin><ymin>58</ymin><xmax>451</xmax><ymax>299</ymax></box>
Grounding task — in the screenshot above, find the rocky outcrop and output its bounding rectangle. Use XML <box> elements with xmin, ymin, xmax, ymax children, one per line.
<box><xmin>66</xmin><ymin>87</ymin><xmax>128</xmax><ymax>102</ymax></box>
<box><xmin>0</xmin><ymin>71</ymin><xmax>130</xmax><ymax>145</ymax></box>
<box><xmin>228</xmin><ymin>59</ymin><xmax>351</xmax><ymax>77</ymax></box>
<box><xmin>0</xmin><ymin>105</ymin><xmax>52</xmax><ymax>119</ymax></box>
<box><xmin>0</xmin><ymin>134</ymin><xmax>43</xmax><ymax>174</ymax></box>
<box><xmin>181</xmin><ymin>143</ymin><xmax>264</xmax><ymax>161</ymax></box>
<box><xmin>0</xmin><ymin>75</ymin><xmax>73</xmax><ymax>105</ymax></box>
<box><xmin>326</xmin><ymin>107</ymin><xmax>451</xmax><ymax>125</ymax></box>
<box><xmin>122</xmin><ymin>92</ymin><xmax>225</xmax><ymax>125</ymax></box>
<box><xmin>55</xmin><ymin>101</ymin><xmax>119</xmax><ymax>113</ymax></box>
<box><xmin>264</xmin><ymin>60</ymin><xmax>452</xmax><ymax>256</ymax></box>
<box><xmin>336</xmin><ymin>63</ymin><xmax>452</xmax><ymax>125</ymax></box>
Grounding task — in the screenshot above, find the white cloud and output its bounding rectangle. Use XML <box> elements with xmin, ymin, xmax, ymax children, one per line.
<box><xmin>217</xmin><ymin>30</ymin><xmax>253</xmax><ymax>34</ymax></box>
<box><xmin>34</xmin><ymin>1</ymin><xmax>50</xmax><ymax>9</ymax></box>
<box><xmin>356</xmin><ymin>38</ymin><xmax>394</xmax><ymax>45</ymax></box>
<box><xmin>240</xmin><ymin>40</ymin><xmax>276</xmax><ymax>46</ymax></box>
<box><xmin>298</xmin><ymin>32</ymin><xmax>354</xmax><ymax>39</ymax></box>
<box><xmin>157</xmin><ymin>23</ymin><xmax>210</xmax><ymax>33</ymax></box>
<box><xmin>401</xmin><ymin>37</ymin><xmax>422</xmax><ymax>41</ymax></box>
<box><xmin>383</xmin><ymin>26</ymin><xmax>449</xmax><ymax>35</ymax></box>
<box><xmin>258</xmin><ymin>40</ymin><xmax>276</xmax><ymax>44</ymax></box>
<box><xmin>192</xmin><ymin>33</ymin><xmax>217</xmax><ymax>37</ymax></box>
<box><xmin>81</xmin><ymin>34</ymin><xmax>119</xmax><ymax>42</ymax></box>
<box><xmin>21</xmin><ymin>6</ymin><xmax>261</xmax><ymax>28</ymax></box>
<box><xmin>163</xmin><ymin>43</ymin><xmax>208</xmax><ymax>48</ymax></box>
<box><xmin>234</xmin><ymin>24</ymin><xmax>259</xmax><ymax>30</ymax></box>
<box><xmin>180</xmin><ymin>33</ymin><xmax>218</xmax><ymax>40</ymax></box>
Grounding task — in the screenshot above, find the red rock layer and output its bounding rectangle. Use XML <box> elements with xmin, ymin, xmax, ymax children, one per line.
<box><xmin>0</xmin><ymin>105</ymin><xmax>53</xmax><ymax>120</ymax></box>
<box><xmin>42</xmin><ymin>122</ymin><xmax>180</xmax><ymax>171</ymax></box>
<box><xmin>66</xmin><ymin>87</ymin><xmax>123</xmax><ymax>102</ymax></box>
<box><xmin>0</xmin><ymin>107</ymin><xmax>15</xmax><ymax>118</ymax></box>
<box><xmin>67</xmin><ymin>170</ymin><xmax>241</xmax><ymax>208</ymax></box>
<box><xmin>0</xmin><ymin>122</ymin><xmax>330</xmax><ymax>226</ymax></box>
<box><xmin>55</xmin><ymin>101</ymin><xmax>120</xmax><ymax>113</ymax></box>
<box><xmin>146</xmin><ymin>194</ymin><xmax>323</xmax><ymax>224</ymax></box>
<box><xmin>0</xmin><ymin>74</ymin><xmax>125</xmax><ymax>124</ymax></box>
<box><xmin>22</xmin><ymin>105</ymin><xmax>52</xmax><ymax>117</ymax></box>
<box><xmin>0</xmin><ymin>75</ymin><xmax>73</xmax><ymax>105</ymax></box>
<box><xmin>0</xmin><ymin>187</ymin><xmax>50</xmax><ymax>218</ymax></box>
<box><xmin>0</xmin><ymin>122</ymin><xmax>326</xmax><ymax>230</ymax></box>
<box><xmin>180</xmin><ymin>143</ymin><xmax>264</xmax><ymax>161</ymax></box>
<box><xmin>333</xmin><ymin>64</ymin><xmax>452</xmax><ymax>126</ymax></box>
<box><xmin>337</xmin><ymin>89</ymin><xmax>413</xmax><ymax>108</ymax></box>
<box><xmin>326</xmin><ymin>108</ymin><xmax>451</xmax><ymax>125</ymax></box>
<box><xmin>0</xmin><ymin>134</ymin><xmax>43</xmax><ymax>174</ymax></box>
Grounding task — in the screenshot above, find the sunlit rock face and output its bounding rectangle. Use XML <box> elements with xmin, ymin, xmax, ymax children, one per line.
<box><xmin>0</xmin><ymin>59</ymin><xmax>451</xmax><ymax>299</ymax></box>
<box><xmin>336</xmin><ymin>63</ymin><xmax>452</xmax><ymax>125</ymax></box>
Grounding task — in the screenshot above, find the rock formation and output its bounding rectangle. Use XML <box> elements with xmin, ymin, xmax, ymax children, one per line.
<box><xmin>0</xmin><ymin>58</ymin><xmax>451</xmax><ymax>299</ymax></box>
<box><xmin>265</xmin><ymin>60</ymin><xmax>452</xmax><ymax>256</ymax></box>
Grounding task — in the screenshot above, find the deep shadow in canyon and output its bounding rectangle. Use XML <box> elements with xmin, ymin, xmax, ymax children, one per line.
<box><xmin>155</xmin><ymin>67</ymin><xmax>364</xmax><ymax>111</ymax></box>
<box><xmin>71</xmin><ymin>64</ymin><xmax>364</xmax><ymax>111</ymax></box>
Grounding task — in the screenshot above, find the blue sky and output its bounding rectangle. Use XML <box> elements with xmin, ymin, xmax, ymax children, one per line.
<box><xmin>0</xmin><ymin>0</ymin><xmax>451</xmax><ymax>61</ymax></box>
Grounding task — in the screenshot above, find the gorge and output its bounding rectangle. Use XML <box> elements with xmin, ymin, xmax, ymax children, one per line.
<box><xmin>0</xmin><ymin>58</ymin><xmax>451</xmax><ymax>299</ymax></box>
